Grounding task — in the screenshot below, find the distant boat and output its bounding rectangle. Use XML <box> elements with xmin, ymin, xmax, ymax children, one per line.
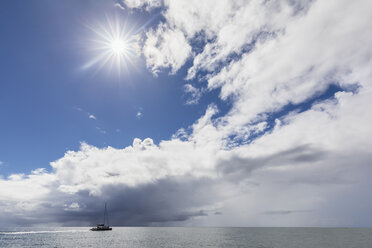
<box><xmin>90</xmin><ymin>203</ymin><xmax>112</xmax><ymax>231</ymax></box>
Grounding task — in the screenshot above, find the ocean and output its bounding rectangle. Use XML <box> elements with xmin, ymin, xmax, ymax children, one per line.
<box><xmin>1</xmin><ymin>227</ymin><xmax>372</xmax><ymax>248</ymax></box>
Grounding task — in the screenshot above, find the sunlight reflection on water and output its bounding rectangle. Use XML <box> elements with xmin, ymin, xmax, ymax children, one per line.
<box><xmin>1</xmin><ymin>227</ymin><xmax>372</xmax><ymax>248</ymax></box>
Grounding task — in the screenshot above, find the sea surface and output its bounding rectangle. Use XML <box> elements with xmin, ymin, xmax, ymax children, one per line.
<box><xmin>0</xmin><ymin>227</ymin><xmax>372</xmax><ymax>248</ymax></box>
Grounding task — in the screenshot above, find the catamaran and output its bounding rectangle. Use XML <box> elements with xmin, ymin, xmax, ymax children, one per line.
<box><xmin>90</xmin><ymin>203</ymin><xmax>112</xmax><ymax>231</ymax></box>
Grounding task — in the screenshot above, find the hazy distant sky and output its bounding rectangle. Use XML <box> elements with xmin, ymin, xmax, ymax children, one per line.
<box><xmin>1</xmin><ymin>0</ymin><xmax>372</xmax><ymax>227</ymax></box>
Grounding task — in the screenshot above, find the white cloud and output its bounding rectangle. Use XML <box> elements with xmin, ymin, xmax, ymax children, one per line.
<box><xmin>89</xmin><ymin>114</ymin><xmax>96</xmax><ymax>120</ymax></box>
<box><xmin>136</xmin><ymin>0</ymin><xmax>372</xmax><ymax>144</ymax></box>
<box><xmin>143</xmin><ymin>23</ymin><xmax>192</xmax><ymax>75</ymax></box>
<box><xmin>184</xmin><ymin>84</ymin><xmax>203</xmax><ymax>105</ymax></box>
<box><xmin>51</xmin><ymin>138</ymin><xmax>217</xmax><ymax>196</ymax></box>
<box><xmin>64</xmin><ymin>202</ymin><xmax>80</xmax><ymax>211</ymax></box>
<box><xmin>207</xmin><ymin>0</ymin><xmax>372</xmax><ymax>128</ymax></box>
<box><xmin>136</xmin><ymin>111</ymin><xmax>142</xmax><ymax>119</ymax></box>
<box><xmin>0</xmin><ymin>161</ymin><xmax>3</xmax><ymax>166</ymax></box>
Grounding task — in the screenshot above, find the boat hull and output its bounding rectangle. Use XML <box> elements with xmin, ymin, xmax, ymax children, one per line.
<box><xmin>90</xmin><ymin>227</ymin><xmax>112</xmax><ymax>231</ymax></box>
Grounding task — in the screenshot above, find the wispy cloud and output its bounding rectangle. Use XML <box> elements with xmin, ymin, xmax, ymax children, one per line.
<box><xmin>136</xmin><ymin>111</ymin><xmax>142</xmax><ymax>119</ymax></box>
<box><xmin>96</xmin><ymin>126</ymin><xmax>106</xmax><ymax>134</ymax></box>
<box><xmin>73</xmin><ymin>107</ymin><xmax>83</xmax><ymax>112</ymax></box>
<box><xmin>114</xmin><ymin>1</ymin><xmax>125</xmax><ymax>10</ymax></box>
<box><xmin>184</xmin><ymin>84</ymin><xmax>204</xmax><ymax>105</ymax></box>
<box><xmin>74</xmin><ymin>107</ymin><xmax>97</xmax><ymax>120</ymax></box>
<box><xmin>262</xmin><ymin>210</ymin><xmax>312</xmax><ymax>215</ymax></box>
<box><xmin>118</xmin><ymin>0</ymin><xmax>162</xmax><ymax>11</ymax></box>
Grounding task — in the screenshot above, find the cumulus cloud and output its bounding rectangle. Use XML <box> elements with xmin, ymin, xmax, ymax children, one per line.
<box><xmin>142</xmin><ymin>23</ymin><xmax>192</xmax><ymax>75</ymax></box>
<box><xmin>0</xmin><ymin>129</ymin><xmax>230</xmax><ymax>226</ymax></box>
<box><xmin>1</xmin><ymin>0</ymin><xmax>372</xmax><ymax>227</ymax></box>
<box><xmin>88</xmin><ymin>114</ymin><xmax>96</xmax><ymax>120</ymax></box>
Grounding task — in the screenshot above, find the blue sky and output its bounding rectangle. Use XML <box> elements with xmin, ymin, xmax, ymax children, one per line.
<box><xmin>1</xmin><ymin>0</ymin><xmax>372</xmax><ymax>227</ymax></box>
<box><xmin>0</xmin><ymin>0</ymin><xmax>230</xmax><ymax>176</ymax></box>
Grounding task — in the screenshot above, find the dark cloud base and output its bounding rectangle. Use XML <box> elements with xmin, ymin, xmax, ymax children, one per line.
<box><xmin>2</xmin><ymin>176</ymin><xmax>223</xmax><ymax>227</ymax></box>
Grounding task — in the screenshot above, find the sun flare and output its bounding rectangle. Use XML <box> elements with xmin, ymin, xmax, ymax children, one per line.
<box><xmin>83</xmin><ymin>15</ymin><xmax>137</xmax><ymax>74</ymax></box>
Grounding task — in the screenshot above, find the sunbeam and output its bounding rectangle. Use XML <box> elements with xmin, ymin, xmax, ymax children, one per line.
<box><xmin>83</xmin><ymin>15</ymin><xmax>138</xmax><ymax>74</ymax></box>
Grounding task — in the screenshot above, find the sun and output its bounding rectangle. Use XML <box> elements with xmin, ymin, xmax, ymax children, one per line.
<box><xmin>83</xmin><ymin>15</ymin><xmax>138</xmax><ymax>74</ymax></box>
<box><xmin>110</xmin><ymin>39</ymin><xmax>127</xmax><ymax>55</ymax></box>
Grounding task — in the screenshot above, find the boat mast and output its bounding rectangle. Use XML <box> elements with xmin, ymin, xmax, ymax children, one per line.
<box><xmin>103</xmin><ymin>202</ymin><xmax>109</xmax><ymax>226</ymax></box>
<box><xmin>106</xmin><ymin>204</ymin><xmax>109</xmax><ymax>226</ymax></box>
<box><xmin>103</xmin><ymin>202</ymin><xmax>106</xmax><ymax>225</ymax></box>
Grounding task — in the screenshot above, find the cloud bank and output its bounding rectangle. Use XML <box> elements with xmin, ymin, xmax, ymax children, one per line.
<box><xmin>1</xmin><ymin>0</ymin><xmax>372</xmax><ymax>226</ymax></box>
